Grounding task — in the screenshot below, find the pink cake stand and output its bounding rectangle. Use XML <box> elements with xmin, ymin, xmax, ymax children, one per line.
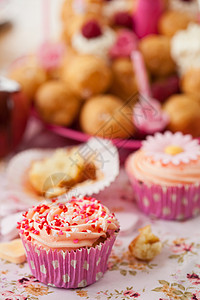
<box><xmin>32</xmin><ymin>108</ymin><xmax>142</xmax><ymax>150</ymax></box>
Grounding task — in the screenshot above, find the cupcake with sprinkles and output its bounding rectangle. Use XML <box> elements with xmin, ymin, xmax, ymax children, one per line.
<box><xmin>125</xmin><ymin>131</ymin><xmax>200</xmax><ymax>220</ymax></box>
<box><xmin>18</xmin><ymin>196</ymin><xmax>119</xmax><ymax>288</ymax></box>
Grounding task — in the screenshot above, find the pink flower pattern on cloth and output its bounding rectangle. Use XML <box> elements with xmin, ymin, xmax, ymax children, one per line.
<box><xmin>1</xmin><ymin>291</ymin><xmax>27</xmax><ymax>300</ymax></box>
<box><xmin>142</xmin><ymin>131</ymin><xmax>200</xmax><ymax>165</ymax></box>
<box><xmin>1</xmin><ymin>168</ymin><xmax>200</xmax><ymax>298</ymax></box>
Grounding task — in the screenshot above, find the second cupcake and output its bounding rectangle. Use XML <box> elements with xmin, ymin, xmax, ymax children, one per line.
<box><xmin>125</xmin><ymin>131</ymin><xmax>200</xmax><ymax>220</ymax></box>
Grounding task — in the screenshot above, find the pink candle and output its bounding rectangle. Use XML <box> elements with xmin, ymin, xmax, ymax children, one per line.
<box><xmin>37</xmin><ymin>0</ymin><xmax>65</xmax><ymax>71</ymax></box>
<box><xmin>131</xmin><ymin>50</ymin><xmax>151</xmax><ymax>98</ymax></box>
<box><xmin>134</xmin><ymin>0</ymin><xmax>163</xmax><ymax>38</ymax></box>
<box><xmin>131</xmin><ymin>50</ymin><xmax>169</xmax><ymax>134</ymax></box>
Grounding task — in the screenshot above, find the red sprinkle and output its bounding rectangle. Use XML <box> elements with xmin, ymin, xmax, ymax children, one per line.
<box><xmin>46</xmin><ymin>225</ymin><xmax>51</xmax><ymax>235</ymax></box>
<box><xmin>34</xmin><ymin>230</ymin><xmax>39</xmax><ymax>235</ymax></box>
<box><xmin>55</xmin><ymin>220</ymin><xmax>62</xmax><ymax>227</ymax></box>
<box><xmin>73</xmin><ymin>239</ymin><xmax>79</xmax><ymax>244</ymax></box>
<box><xmin>35</xmin><ymin>205</ymin><xmax>42</xmax><ymax>212</ymax></box>
<box><xmin>59</xmin><ymin>204</ymin><xmax>68</xmax><ymax>213</ymax></box>
<box><xmin>43</xmin><ymin>205</ymin><xmax>50</xmax><ymax>210</ymax></box>
<box><xmin>39</xmin><ymin>224</ymin><xmax>44</xmax><ymax>230</ymax></box>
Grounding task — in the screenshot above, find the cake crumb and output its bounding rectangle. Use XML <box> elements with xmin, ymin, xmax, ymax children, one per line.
<box><xmin>129</xmin><ymin>225</ymin><xmax>162</xmax><ymax>261</ymax></box>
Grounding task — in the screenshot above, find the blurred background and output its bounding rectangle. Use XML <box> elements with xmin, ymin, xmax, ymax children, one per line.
<box><xmin>0</xmin><ymin>0</ymin><xmax>200</xmax><ymax>159</ymax></box>
<box><xmin>0</xmin><ymin>0</ymin><xmax>62</xmax><ymax>72</ymax></box>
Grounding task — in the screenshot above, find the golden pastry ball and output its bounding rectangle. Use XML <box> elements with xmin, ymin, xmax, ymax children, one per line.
<box><xmin>158</xmin><ymin>10</ymin><xmax>194</xmax><ymax>38</ymax></box>
<box><xmin>110</xmin><ymin>58</ymin><xmax>138</xmax><ymax>101</ymax></box>
<box><xmin>61</xmin><ymin>0</ymin><xmax>74</xmax><ymax>22</ymax></box>
<box><xmin>139</xmin><ymin>34</ymin><xmax>176</xmax><ymax>77</ymax></box>
<box><xmin>51</xmin><ymin>47</ymin><xmax>77</xmax><ymax>81</ymax></box>
<box><xmin>163</xmin><ymin>94</ymin><xmax>200</xmax><ymax>137</ymax></box>
<box><xmin>9</xmin><ymin>61</ymin><xmax>47</xmax><ymax>101</ymax></box>
<box><xmin>80</xmin><ymin>94</ymin><xmax>135</xmax><ymax>139</ymax></box>
<box><xmin>35</xmin><ymin>81</ymin><xmax>80</xmax><ymax>126</ymax></box>
<box><xmin>181</xmin><ymin>68</ymin><xmax>200</xmax><ymax>98</ymax></box>
<box><xmin>62</xmin><ymin>54</ymin><xmax>112</xmax><ymax>99</ymax></box>
<box><xmin>61</xmin><ymin>0</ymin><xmax>103</xmax><ymax>23</ymax></box>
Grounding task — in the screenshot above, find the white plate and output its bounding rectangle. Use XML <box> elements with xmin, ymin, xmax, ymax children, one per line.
<box><xmin>6</xmin><ymin>138</ymin><xmax>119</xmax><ymax>206</ymax></box>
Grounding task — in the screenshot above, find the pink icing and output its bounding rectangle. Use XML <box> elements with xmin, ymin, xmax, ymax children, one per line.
<box><xmin>18</xmin><ymin>197</ymin><xmax>119</xmax><ymax>251</ymax></box>
<box><xmin>109</xmin><ymin>29</ymin><xmax>138</xmax><ymax>59</ymax></box>
<box><xmin>126</xmin><ymin>150</ymin><xmax>200</xmax><ymax>186</ymax></box>
<box><xmin>37</xmin><ymin>42</ymin><xmax>65</xmax><ymax>71</ymax></box>
<box><xmin>133</xmin><ymin>98</ymin><xmax>169</xmax><ymax>134</ymax></box>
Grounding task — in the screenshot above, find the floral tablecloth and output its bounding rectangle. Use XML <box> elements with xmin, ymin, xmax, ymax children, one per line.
<box><xmin>0</xmin><ymin>120</ymin><xmax>200</xmax><ymax>300</ymax></box>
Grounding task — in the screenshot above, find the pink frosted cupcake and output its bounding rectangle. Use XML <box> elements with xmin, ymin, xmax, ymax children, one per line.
<box><xmin>125</xmin><ymin>132</ymin><xmax>200</xmax><ymax>220</ymax></box>
<box><xmin>18</xmin><ymin>196</ymin><xmax>119</xmax><ymax>288</ymax></box>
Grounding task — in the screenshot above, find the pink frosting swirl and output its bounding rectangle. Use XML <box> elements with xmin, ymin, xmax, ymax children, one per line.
<box><xmin>18</xmin><ymin>197</ymin><xmax>119</xmax><ymax>251</ymax></box>
<box><xmin>126</xmin><ymin>150</ymin><xmax>200</xmax><ymax>186</ymax></box>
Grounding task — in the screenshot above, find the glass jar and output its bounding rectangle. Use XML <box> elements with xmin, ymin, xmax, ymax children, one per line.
<box><xmin>0</xmin><ymin>77</ymin><xmax>30</xmax><ymax>158</ymax></box>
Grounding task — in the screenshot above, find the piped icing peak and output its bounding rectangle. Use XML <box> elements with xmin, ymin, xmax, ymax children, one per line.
<box><xmin>18</xmin><ymin>196</ymin><xmax>119</xmax><ymax>251</ymax></box>
<box><xmin>72</xmin><ymin>23</ymin><xmax>116</xmax><ymax>59</ymax></box>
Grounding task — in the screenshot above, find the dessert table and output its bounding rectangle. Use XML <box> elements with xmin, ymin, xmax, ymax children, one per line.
<box><xmin>0</xmin><ymin>1</ymin><xmax>200</xmax><ymax>299</ymax></box>
<box><xmin>0</xmin><ymin>120</ymin><xmax>200</xmax><ymax>300</ymax></box>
